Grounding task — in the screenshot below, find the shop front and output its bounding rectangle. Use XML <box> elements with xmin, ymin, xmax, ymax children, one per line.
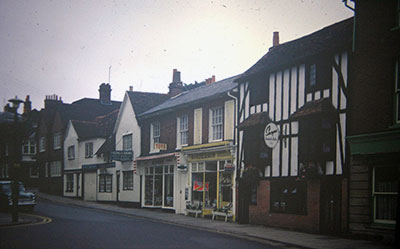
<box><xmin>136</xmin><ymin>153</ymin><xmax>185</xmax><ymax>212</ymax></box>
<box><xmin>182</xmin><ymin>141</ymin><xmax>236</xmax><ymax>220</ymax></box>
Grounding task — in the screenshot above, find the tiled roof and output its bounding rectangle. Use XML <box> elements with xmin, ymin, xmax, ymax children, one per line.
<box><xmin>238</xmin><ymin>112</ymin><xmax>272</xmax><ymax>130</ymax></box>
<box><xmin>237</xmin><ymin>17</ymin><xmax>353</xmax><ymax>82</ymax></box>
<box><xmin>291</xmin><ymin>98</ymin><xmax>337</xmax><ymax>119</ymax></box>
<box><xmin>139</xmin><ymin>75</ymin><xmax>240</xmax><ymax>117</ymax></box>
<box><xmin>72</xmin><ymin>109</ymin><xmax>119</xmax><ymax>140</ymax></box>
<box><xmin>127</xmin><ymin>92</ymin><xmax>169</xmax><ymax>115</ymax></box>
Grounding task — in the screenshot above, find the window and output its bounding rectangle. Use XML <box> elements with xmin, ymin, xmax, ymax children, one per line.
<box><xmin>177</xmin><ymin>115</ymin><xmax>188</xmax><ymax>147</ymax></box>
<box><xmin>50</xmin><ymin>161</ymin><xmax>62</xmax><ymax>177</ymax></box>
<box><xmin>309</xmin><ymin>64</ymin><xmax>316</xmax><ymax>86</ymax></box>
<box><xmin>210</xmin><ymin>107</ymin><xmax>223</xmax><ymax>141</ymax></box>
<box><xmin>39</xmin><ymin>137</ymin><xmax>46</xmax><ymax>152</ymax></box>
<box><xmin>67</xmin><ymin>145</ymin><xmax>75</xmax><ymax>160</ymax></box>
<box><xmin>373</xmin><ymin>167</ymin><xmax>398</xmax><ymax>224</ymax></box>
<box><xmin>66</xmin><ymin>174</ymin><xmax>74</xmax><ymax>192</ymax></box>
<box><xmin>53</xmin><ymin>133</ymin><xmax>61</xmax><ymax>150</ymax></box>
<box><xmin>123</xmin><ymin>171</ymin><xmax>134</xmax><ymax>190</ymax></box>
<box><xmin>395</xmin><ymin>59</ymin><xmax>400</xmax><ymax>123</ymax></box>
<box><xmin>270</xmin><ymin>180</ymin><xmax>307</xmax><ymax>215</ymax></box>
<box><xmin>150</xmin><ymin>122</ymin><xmax>160</xmax><ymax>151</ymax></box>
<box><xmin>99</xmin><ymin>174</ymin><xmax>112</xmax><ymax>193</ymax></box>
<box><xmin>123</xmin><ymin>134</ymin><xmax>132</xmax><ymax>151</ymax></box>
<box><xmin>45</xmin><ymin>162</ymin><xmax>49</xmax><ymax>177</ymax></box>
<box><xmin>22</xmin><ymin>140</ymin><xmax>36</xmax><ymax>155</ymax></box>
<box><xmin>29</xmin><ymin>166</ymin><xmax>39</xmax><ymax>178</ymax></box>
<box><xmin>0</xmin><ymin>164</ymin><xmax>9</xmax><ymax>178</ymax></box>
<box><xmin>85</xmin><ymin>142</ymin><xmax>93</xmax><ymax>158</ymax></box>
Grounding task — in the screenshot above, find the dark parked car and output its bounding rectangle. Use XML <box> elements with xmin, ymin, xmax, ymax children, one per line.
<box><xmin>0</xmin><ymin>181</ymin><xmax>36</xmax><ymax>211</ymax></box>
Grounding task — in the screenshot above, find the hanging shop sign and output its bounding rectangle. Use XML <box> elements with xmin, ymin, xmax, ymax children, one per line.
<box><xmin>111</xmin><ymin>150</ymin><xmax>133</xmax><ymax>162</ymax></box>
<box><xmin>264</xmin><ymin>122</ymin><xmax>280</xmax><ymax>148</ymax></box>
<box><xmin>154</xmin><ymin>143</ymin><xmax>167</xmax><ymax>150</ymax></box>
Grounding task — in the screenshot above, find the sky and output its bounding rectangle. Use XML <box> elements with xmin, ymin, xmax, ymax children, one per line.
<box><xmin>0</xmin><ymin>0</ymin><xmax>354</xmax><ymax>111</ymax></box>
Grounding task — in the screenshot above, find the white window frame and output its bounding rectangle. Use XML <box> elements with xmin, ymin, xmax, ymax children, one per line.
<box><xmin>177</xmin><ymin>115</ymin><xmax>188</xmax><ymax>148</ymax></box>
<box><xmin>39</xmin><ymin>137</ymin><xmax>46</xmax><ymax>152</ymax></box>
<box><xmin>67</xmin><ymin>145</ymin><xmax>75</xmax><ymax>160</ymax></box>
<box><xmin>209</xmin><ymin>106</ymin><xmax>224</xmax><ymax>142</ymax></box>
<box><xmin>53</xmin><ymin>133</ymin><xmax>61</xmax><ymax>150</ymax></box>
<box><xmin>123</xmin><ymin>134</ymin><xmax>133</xmax><ymax>151</ymax></box>
<box><xmin>123</xmin><ymin>171</ymin><xmax>134</xmax><ymax>190</ymax></box>
<box><xmin>150</xmin><ymin>122</ymin><xmax>160</xmax><ymax>153</ymax></box>
<box><xmin>50</xmin><ymin>161</ymin><xmax>62</xmax><ymax>177</ymax></box>
<box><xmin>66</xmin><ymin>173</ymin><xmax>74</xmax><ymax>192</ymax></box>
<box><xmin>22</xmin><ymin>140</ymin><xmax>36</xmax><ymax>155</ymax></box>
<box><xmin>0</xmin><ymin>164</ymin><xmax>9</xmax><ymax>178</ymax></box>
<box><xmin>372</xmin><ymin>167</ymin><xmax>398</xmax><ymax>224</ymax></box>
<box><xmin>85</xmin><ymin>142</ymin><xmax>93</xmax><ymax>158</ymax></box>
<box><xmin>99</xmin><ymin>174</ymin><xmax>112</xmax><ymax>193</ymax></box>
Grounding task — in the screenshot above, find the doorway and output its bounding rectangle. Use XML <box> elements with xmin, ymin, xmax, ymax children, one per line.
<box><xmin>320</xmin><ymin>177</ymin><xmax>342</xmax><ymax>234</ymax></box>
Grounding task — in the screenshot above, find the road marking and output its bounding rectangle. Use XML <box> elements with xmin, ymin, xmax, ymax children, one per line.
<box><xmin>0</xmin><ymin>213</ymin><xmax>52</xmax><ymax>229</ymax></box>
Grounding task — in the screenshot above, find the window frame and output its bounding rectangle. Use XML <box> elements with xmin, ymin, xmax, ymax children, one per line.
<box><xmin>22</xmin><ymin>140</ymin><xmax>36</xmax><ymax>155</ymax></box>
<box><xmin>66</xmin><ymin>173</ymin><xmax>74</xmax><ymax>192</ymax></box>
<box><xmin>67</xmin><ymin>145</ymin><xmax>75</xmax><ymax>160</ymax></box>
<box><xmin>150</xmin><ymin>122</ymin><xmax>160</xmax><ymax>152</ymax></box>
<box><xmin>123</xmin><ymin>171</ymin><xmax>134</xmax><ymax>190</ymax></box>
<box><xmin>123</xmin><ymin>134</ymin><xmax>133</xmax><ymax>151</ymax></box>
<box><xmin>99</xmin><ymin>174</ymin><xmax>112</xmax><ymax>193</ymax></box>
<box><xmin>270</xmin><ymin>179</ymin><xmax>308</xmax><ymax>215</ymax></box>
<box><xmin>209</xmin><ymin>106</ymin><xmax>224</xmax><ymax>142</ymax></box>
<box><xmin>39</xmin><ymin>137</ymin><xmax>46</xmax><ymax>152</ymax></box>
<box><xmin>53</xmin><ymin>133</ymin><xmax>61</xmax><ymax>150</ymax></box>
<box><xmin>372</xmin><ymin>167</ymin><xmax>398</xmax><ymax>225</ymax></box>
<box><xmin>85</xmin><ymin>142</ymin><xmax>94</xmax><ymax>158</ymax></box>
<box><xmin>50</xmin><ymin>161</ymin><xmax>62</xmax><ymax>177</ymax></box>
<box><xmin>177</xmin><ymin>115</ymin><xmax>189</xmax><ymax>147</ymax></box>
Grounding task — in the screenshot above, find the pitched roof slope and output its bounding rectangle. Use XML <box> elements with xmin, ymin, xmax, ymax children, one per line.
<box><xmin>140</xmin><ymin>75</ymin><xmax>240</xmax><ymax>117</ymax></box>
<box><xmin>127</xmin><ymin>92</ymin><xmax>170</xmax><ymax>115</ymax></box>
<box><xmin>237</xmin><ymin>17</ymin><xmax>353</xmax><ymax>81</ymax></box>
<box><xmin>72</xmin><ymin>109</ymin><xmax>119</xmax><ymax>140</ymax></box>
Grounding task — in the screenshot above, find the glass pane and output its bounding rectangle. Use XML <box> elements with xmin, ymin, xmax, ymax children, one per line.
<box><xmin>376</xmin><ymin>195</ymin><xmax>398</xmax><ymax>221</ymax></box>
<box><xmin>145</xmin><ymin>175</ymin><xmax>153</xmax><ymax>205</ymax></box>
<box><xmin>154</xmin><ymin>175</ymin><xmax>163</xmax><ymax>206</ymax></box>
<box><xmin>205</xmin><ymin>172</ymin><xmax>217</xmax><ymax>208</ymax></box>
<box><xmin>164</xmin><ymin>174</ymin><xmax>174</xmax><ymax>207</ymax></box>
<box><xmin>206</xmin><ymin>161</ymin><xmax>217</xmax><ymax>171</ymax></box>
<box><xmin>191</xmin><ymin>173</ymin><xmax>204</xmax><ymax>208</ymax></box>
<box><xmin>169</xmin><ymin>165</ymin><xmax>174</xmax><ymax>173</ymax></box>
<box><xmin>155</xmin><ymin>166</ymin><xmax>163</xmax><ymax>175</ymax></box>
<box><xmin>198</xmin><ymin>162</ymin><xmax>204</xmax><ymax>172</ymax></box>
<box><xmin>375</xmin><ymin>167</ymin><xmax>398</xmax><ymax>192</ymax></box>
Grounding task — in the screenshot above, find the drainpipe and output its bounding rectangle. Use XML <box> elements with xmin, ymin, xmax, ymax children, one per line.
<box><xmin>227</xmin><ymin>89</ymin><xmax>238</xmax><ymax>221</ymax></box>
<box><xmin>342</xmin><ymin>0</ymin><xmax>356</xmax><ymax>52</ymax></box>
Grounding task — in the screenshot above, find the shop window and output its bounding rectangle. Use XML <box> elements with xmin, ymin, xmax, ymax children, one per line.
<box><xmin>123</xmin><ymin>171</ymin><xmax>134</xmax><ymax>190</ymax></box>
<box><xmin>66</xmin><ymin>174</ymin><xmax>74</xmax><ymax>192</ymax></box>
<box><xmin>22</xmin><ymin>140</ymin><xmax>36</xmax><ymax>155</ymax></box>
<box><xmin>164</xmin><ymin>165</ymin><xmax>174</xmax><ymax>207</ymax></box>
<box><xmin>270</xmin><ymin>180</ymin><xmax>307</xmax><ymax>215</ymax></box>
<box><xmin>395</xmin><ymin>59</ymin><xmax>400</xmax><ymax>124</ymax></box>
<box><xmin>123</xmin><ymin>134</ymin><xmax>132</xmax><ymax>151</ymax></box>
<box><xmin>145</xmin><ymin>165</ymin><xmax>172</xmax><ymax>207</ymax></box>
<box><xmin>53</xmin><ymin>133</ymin><xmax>61</xmax><ymax>150</ymax></box>
<box><xmin>67</xmin><ymin>145</ymin><xmax>75</xmax><ymax>160</ymax></box>
<box><xmin>209</xmin><ymin>107</ymin><xmax>223</xmax><ymax>141</ymax></box>
<box><xmin>50</xmin><ymin>161</ymin><xmax>62</xmax><ymax>177</ymax></box>
<box><xmin>39</xmin><ymin>137</ymin><xmax>46</xmax><ymax>152</ymax></box>
<box><xmin>373</xmin><ymin>167</ymin><xmax>398</xmax><ymax>224</ymax></box>
<box><xmin>99</xmin><ymin>174</ymin><xmax>112</xmax><ymax>193</ymax></box>
<box><xmin>85</xmin><ymin>142</ymin><xmax>93</xmax><ymax>158</ymax></box>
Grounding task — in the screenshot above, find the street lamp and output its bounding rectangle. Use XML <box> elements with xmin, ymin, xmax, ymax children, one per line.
<box><xmin>8</xmin><ymin>96</ymin><xmax>24</xmax><ymax>222</ymax></box>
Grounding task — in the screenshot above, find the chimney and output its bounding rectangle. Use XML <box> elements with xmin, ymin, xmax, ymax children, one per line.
<box><xmin>212</xmin><ymin>75</ymin><xmax>216</xmax><ymax>83</ymax></box>
<box><xmin>129</xmin><ymin>86</ymin><xmax>133</xmax><ymax>92</ymax></box>
<box><xmin>44</xmin><ymin>94</ymin><xmax>63</xmax><ymax>110</ymax></box>
<box><xmin>273</xmin><ymin>31</ymin><xmax>280</xmax><ymax>47</ymax></box>
<box><xmin>99</xmin><ymin>83</ymin><xmax>112</xmax><ymax>105</ymax></box>
<box><xmin>23</xmin><ymin>95</ymin><xmax>32</xmax><ymax>114</ymax></box>
<box><xmin>205</xmin><ymin>75</ymin><xmax>216</xmax><ymax>85</ymax></box>
<box><xmin>168</xmin><ymin>69</ymin><xmax>184</xmax><ymax>97</ymax></box>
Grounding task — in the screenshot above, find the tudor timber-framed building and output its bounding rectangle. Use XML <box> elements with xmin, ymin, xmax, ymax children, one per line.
<box><xmin>235</xmin><ymin>18</ymin><xmax>353</xmax><ymax>234</ymax></box>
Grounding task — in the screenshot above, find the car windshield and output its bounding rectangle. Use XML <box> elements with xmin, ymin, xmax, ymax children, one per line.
<box><xmin>1</xmin><ymin>182</ymin><xmax>26</xmax><ymax>193</ymax></box>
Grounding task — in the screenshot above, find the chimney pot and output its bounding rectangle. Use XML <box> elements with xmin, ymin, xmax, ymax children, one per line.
<box><xmin>273</xmin><ymin>31</ymin><xmax>279</xmax><ymax>47</ymax></box>
<box><xmin>99</xmin><ymin>83</ymin><xmax>112</xmax><ymax>105</ymax></box>
<box><xmin>129</xmin><ymin>86</ymin><xmax>133</xmax><ymax>91</ymax></box>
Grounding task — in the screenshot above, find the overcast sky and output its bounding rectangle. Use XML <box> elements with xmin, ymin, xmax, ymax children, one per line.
<box><xmin>0</xmin><ymin>0</ymin><xmax>353</xmax><ymax>111</ymax></box>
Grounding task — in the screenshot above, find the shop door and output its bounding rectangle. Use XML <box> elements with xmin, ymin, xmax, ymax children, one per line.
<box><xmin>320</xmin><ymin>177</ymin><xmax>342</xmax><ymax>235</ymax></box>
<box><xmin>83</xmin><ymin>172</ymin><xmax>97</xmax><ymax>201</ymax></box>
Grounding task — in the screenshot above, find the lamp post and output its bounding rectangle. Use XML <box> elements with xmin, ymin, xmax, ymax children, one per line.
<box><xmin>8</xmin><ymin>96</ymin><xmax>24</xmax><ymax>222</ymax></box>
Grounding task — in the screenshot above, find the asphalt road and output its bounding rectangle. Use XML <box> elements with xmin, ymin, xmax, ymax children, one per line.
<box><xmin>1</xmin><ymin>200</ymin><xmax>283</xmax><ymax>249</ymax></box>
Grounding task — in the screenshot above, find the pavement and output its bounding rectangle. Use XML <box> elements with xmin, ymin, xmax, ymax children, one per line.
<box><xmin>1</xmin><ymin>190</ymin><xmax>393</xmax><ymax>249</ymax></box>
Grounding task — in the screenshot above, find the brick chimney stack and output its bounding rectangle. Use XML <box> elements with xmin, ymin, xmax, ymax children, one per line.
<box><xmin>205</xmin><ymin>75</ymin><xmax>216</xmax><ymax>85</ymax></box>
<box><xmin>99</xmin><ymin>83</ymin><xmax>112</xmax><ymax>105</ymax></box>
<box><xmin>273</xmin><ymin>31</ymin><xmax>280</xmax><ymax>47</ymax></box>
<box><xmin>44</xmin><ymin>94</ymin><xmax>63</xmax><ymax>110</ymax></box>
<box><xmin>168</xmin><ymin>69</ymin><xmax>184</xmax><ymax>97</ymax></box>
<box><xmin>23</xmin><ymin>95</ymin><xmax>32</xmax><ymax>114</ymax></box>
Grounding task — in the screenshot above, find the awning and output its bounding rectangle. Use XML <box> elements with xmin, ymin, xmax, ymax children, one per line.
<box><xmin>238</xmin><ymin>112</ymin><xmax>272</xmax><ymax>130</ymax></box>
<box><xmin>291</xmin><ymin>98</ymin><xmax>337</xmax><ymax>119</ymax></box>
<box><xmin>135</xmin><ymin>152</ymin><xmax>177</xmax><ymax>162</ymax></box>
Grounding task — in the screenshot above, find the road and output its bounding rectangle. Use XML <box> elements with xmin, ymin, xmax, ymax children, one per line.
<box><xmin>1</xmin><ymin>200</ymin><xmax>283</xmax><ymax>249</ymax></box>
